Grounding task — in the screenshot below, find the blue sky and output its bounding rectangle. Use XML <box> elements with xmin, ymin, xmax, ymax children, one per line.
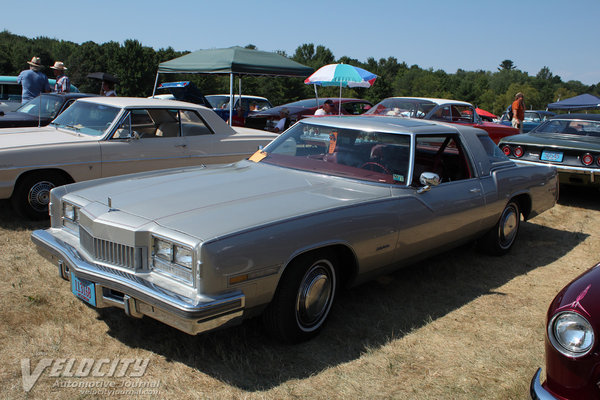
<box><xmin>3</xmin><ymin>0</ymin><xmax>599</xmax><ymax>85</ymax></box>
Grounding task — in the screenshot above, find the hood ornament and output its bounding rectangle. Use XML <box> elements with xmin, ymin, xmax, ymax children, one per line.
<box><xmin>107</xmin><ymin>197</ymin><xmax>119</xmax><ymax>212</ymax></box>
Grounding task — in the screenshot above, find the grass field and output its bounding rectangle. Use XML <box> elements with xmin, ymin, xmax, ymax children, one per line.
<box><xmin>1</xmin><ymin>185</ymin><xmax>598</xmax><ymax>399</ymax></box>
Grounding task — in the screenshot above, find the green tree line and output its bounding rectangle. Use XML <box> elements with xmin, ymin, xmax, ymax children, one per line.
<box><xmin>1</xmin><ymin>31</ymin><xmax>597</xmax><ymax>115</ymax></box>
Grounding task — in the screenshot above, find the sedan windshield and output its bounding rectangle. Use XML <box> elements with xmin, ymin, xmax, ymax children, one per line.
<box><xmin>50</xmin><ymin>102</ymin><xmax>121</xmax><ymax>136</ymax></box>
<box><xmin>365</xmin><ymin>98</ymin><xmax>436</xmax><ymax>118</ymax></box>
<box><xmin>533</xmin><ymin>119</ymin><xmax>600</xmax><ymax>137</ymax></box>
<box><xmin>259</xmin><ymin>121</ymin><xmax>411</xmax><ymax>185</ymax></box>
<box><xmin>16</xmin><ymin>95</ymin><xmax>64</xmax><ymax>119</ymax></box>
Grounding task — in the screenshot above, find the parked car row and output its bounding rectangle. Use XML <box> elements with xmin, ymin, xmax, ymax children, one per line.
<box><xmin>0</xmin><ymin>87</ymin><xmax>596</xmax><ymax>399</ymax></box>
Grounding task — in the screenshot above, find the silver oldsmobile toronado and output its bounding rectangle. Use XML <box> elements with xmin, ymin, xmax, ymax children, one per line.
<box><xmin>32</xmin><ymin>116</ymin><xmax>558</xmax><ymax>343</ymax></box>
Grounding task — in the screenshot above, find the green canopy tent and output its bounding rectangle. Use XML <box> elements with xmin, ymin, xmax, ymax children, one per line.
<box><xmin>153</xmin><ymin>46</ymin><xmax>313</xmax><ymax>123</ymax></box>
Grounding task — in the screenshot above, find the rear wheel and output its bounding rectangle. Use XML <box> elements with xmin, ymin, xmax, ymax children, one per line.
<box><xmin>263</xmin><ymin>250</ymin><xmax>338</xmax><ymax>344</ymax></box>
<box><xmin>11</xmin><ymin>171</ymin><xmax>68</xmax><ymax>220</ymax></box>
<box><xmin>480</xmin><ymin>200</ymin><xmax>520</xmax><ymax>255</ymax></box>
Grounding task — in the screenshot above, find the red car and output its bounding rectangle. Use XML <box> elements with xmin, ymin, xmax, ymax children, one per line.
<box><xmin>364</xmin><ymin>97</ymin><xmax>518</xmax><ymax>143</ymax></box>
<box><xmin>531</xmin><ymin>262</ymin><xmax>600</xmax><ymax>399</ymax></box>
<box><xmin>245</xmin><ymin>98</ymin><xmax>372</xmax><ymax>131</ymax></box>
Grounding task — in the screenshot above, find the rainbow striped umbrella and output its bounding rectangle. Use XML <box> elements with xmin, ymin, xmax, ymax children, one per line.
<box><xmin>304</xmin><ymin>63</ymin><xmax>377</xmax><ymax>88</ymax></box>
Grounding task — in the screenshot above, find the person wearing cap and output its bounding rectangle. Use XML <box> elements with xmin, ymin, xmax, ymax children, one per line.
<box><xmin>51</xmin><ymin>61</ymin><xmax>70</xmax><ymax>93</ymax></box>
<box><xmin>315</xmin><ymin>99</ymin><xmax>335</xmax><ymax>116</ymax></box>
<box><xmin>16</xmin><ymin>56</ymin><xmax>51</xmax><ymax>103</ymax></box>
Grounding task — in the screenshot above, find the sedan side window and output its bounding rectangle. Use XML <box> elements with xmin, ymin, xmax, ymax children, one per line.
<box><xmin>412</xmin><ymin>134</ymin><xmax>472</xmax><ymax>186</ymax></box>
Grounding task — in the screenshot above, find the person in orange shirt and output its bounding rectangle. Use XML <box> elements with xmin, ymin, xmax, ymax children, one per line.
<box><xmin>511</xmin><ymin>92</ymin><xmax>525</xmax><ymax>133</ymax></box>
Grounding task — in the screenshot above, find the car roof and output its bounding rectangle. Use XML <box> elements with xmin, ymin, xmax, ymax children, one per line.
<box><xmin>380</xmin><ymin>97</ymin><xmax>473</xmax><ymax>107</ymax></box>
<box><xmin>549</xmin><ymin>113</ymin><xmax>600</xmax><ymax>121</ymax></box>
<box><xmin>206</xmin><ymin>94</ymin><xmax>269</xmax><ymax>101</ymax></box>
<box><xmin>76</xmin><ymin>96</ymin><xmax>208</xmax><ymax>109</ymax></box>
<box><xmin>298</xmin><ymin>115</ymin><xmax>466</xmax><ymax>135</ymax></box>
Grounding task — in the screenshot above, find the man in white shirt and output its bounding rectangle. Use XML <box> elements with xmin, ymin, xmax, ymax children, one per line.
<box><xmin>315</xmin><ymin>99</ymin><xmax>335</xmax><ymax>116</ymax></box>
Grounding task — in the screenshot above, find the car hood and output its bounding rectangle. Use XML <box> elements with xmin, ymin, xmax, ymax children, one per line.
<box><xmin>500</xmin><ymin>132</ymin><xmax>600</xmax><ymax>150</ymax></box>
<box><xmin>67</xmin><ymin>161</ymin><xmax>393</xmax><ymax>241</ymax></box>
<box><xmin>0</xmin><ymin>111</ymin><xmax>41</xmax><ymax>122</ymax></box>
<box><xmin>0</xmin><ymin>125</ymin><xmax>100</xmax><ymax>148</ymax></box>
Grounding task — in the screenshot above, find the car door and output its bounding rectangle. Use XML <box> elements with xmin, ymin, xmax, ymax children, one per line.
<box><xmin>393</xmin><ymin>134</ymin><xmax>485</xmax><ymax>259</ymax></box>
<box><xmin>99</xmin><ymin>108</ymin><xmax>190</xmax><ymax>177</ymax></box>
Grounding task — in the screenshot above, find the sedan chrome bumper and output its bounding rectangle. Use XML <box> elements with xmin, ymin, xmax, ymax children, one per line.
<box><xmin>513</xmin><ymin>159</ymin><xmax>599</xmax><ymax>182</ymax></box>
<box><xmin>31</xmin><ymin>229</ymin><xmax>245</xmax><ymax>335</ymax></box>
<box><xmin>530</xmin><ymin>368</ymin><xmax>559</xmax><ymax>400</ymax></box>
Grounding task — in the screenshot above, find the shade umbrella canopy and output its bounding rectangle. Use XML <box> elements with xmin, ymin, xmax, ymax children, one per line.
<box><xmin>475</xmin><ymin>107</ymin><xmax>497</xmax><ymax>119</ymax></box>
<box><xmin>547</xmin><ymin>94</ymin><xmax>600</xmax><ymax>110</ymax></box>
<box><xmin>86</xmin><ymin>72</ymin><xmax>120</xmax><ymax>83</ymax></box>
<box><xmin>157</xmin><ymin>46</ymin><xmax>313</xmax><ymax>76</ymax></box>
<box><xmin>304</xmin><ymin>64</ymin><xmax>377</xmax><ymax>88</ymax></box>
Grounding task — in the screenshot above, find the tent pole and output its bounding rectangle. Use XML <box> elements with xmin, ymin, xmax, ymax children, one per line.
<box><xmin>229</xmin><ymin>73</ymin><xmax>234</xmax><ymax>125</ymax></box>
<box><xmin>151</xmin><ymin>72</ymin><xmax>160</xmax><ymax>98</ymax></box>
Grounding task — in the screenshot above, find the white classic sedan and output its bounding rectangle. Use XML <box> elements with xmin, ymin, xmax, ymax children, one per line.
<box><xmin>0</xmin><ymin>97</ymin><xmax>278</xmax><ymax>219</ymax></box>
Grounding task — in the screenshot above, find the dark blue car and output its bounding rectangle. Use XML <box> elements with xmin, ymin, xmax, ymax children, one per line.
<box><xmin>498</xmin><ymin>109</ymin><xmax>556</xmax><ymax>133</ymax></box>
<box><xmin>0</xmin><ymin>92</ymin><xmax>94</xmax><ymax>128</ymax></box>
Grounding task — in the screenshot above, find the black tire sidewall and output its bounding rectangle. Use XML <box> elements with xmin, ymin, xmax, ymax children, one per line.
<box><xmin>11</xmin><ymin>172</ymin><xmax>67</xmax><ymax>220</ymax></box>
<box><xmin>263</xmin><ymin>250</ymin><xmax>338</xmax><ymax>344</ymax></box>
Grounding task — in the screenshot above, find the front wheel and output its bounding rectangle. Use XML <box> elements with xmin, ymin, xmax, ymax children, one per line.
<box><xmin>11</xmin><ymin>172</ymin><xmax>68</xmax><ymax>220</ymax></box>
<box><xmin>480</xmin><ymin>200</ymin><xmax>520</xmax><ymax>255</ymax></box>
<box><xmin>263</xmin><ymin>250</ymin><xmax>338</xmax><ymax>344</ymax></box>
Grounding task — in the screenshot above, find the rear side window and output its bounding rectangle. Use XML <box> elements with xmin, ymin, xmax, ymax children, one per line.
<box><xmin>478</xmin><ymin>135</ymin><xmax>509</xmax><ymax>163</ymax></box>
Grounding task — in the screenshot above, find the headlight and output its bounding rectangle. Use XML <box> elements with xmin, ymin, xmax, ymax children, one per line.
<box><xmin>151</xmin><ymin>236</ymin><xmax>195</xmax><ymax>285</ymax></box>
<box><xmin>62</xmin><ymin>202</ymin><xmax>80</xmax><ymax>232</ymax></box>
<box><xmin>549</xmin><ymin>311</ymin><xmax>594</xmax><ymax>357</ymax></box>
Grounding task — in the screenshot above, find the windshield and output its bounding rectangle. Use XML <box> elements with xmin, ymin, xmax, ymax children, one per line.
<box><xmin>206</xmin><ymin>95</ymin><xmax>235</xmax><ymax>109</ymax></box>
<box><xmin>365</xmin><ymin>98</ymin><xmax>436</xmax><ymax>118</ymax></box>
<box><xmin>17</xmin><ymin>95</ymin><xmax>65</xmax><ymax>119</ymax></box>
<box><xmin>257</xmin><ymin>121</ymin><xmax>411</xmax><ymax>185</ymax></box>
<box><xmin>51</xmin><ymin>101</ymin><xmax>121</xmax><ymax>136</ymax></box>
<box><xmin>532</xmin><ymin>119</ymin><xmax>600</xmax><ymax>137</ymax></box>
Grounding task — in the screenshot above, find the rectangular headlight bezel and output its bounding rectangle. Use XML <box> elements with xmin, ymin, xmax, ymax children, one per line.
<box><xmin>151</xmin><ymin>235</ymin><xmax>196</xmax><ymax>286</ymax></box>
<box><xmin>62</xmin><ymin>201</ymin><xmax>80</xmax><ymax>233</ymax></box>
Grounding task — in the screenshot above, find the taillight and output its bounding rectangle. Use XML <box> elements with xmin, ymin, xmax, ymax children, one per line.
<box><xmin>501</xmin><ymin>145</ymin><xmax>511</xmax><ymax>156</ymax></box>
<box><xmin>513</xmin><ymin>146</ymin><xmax>524</xmax><ymax>158</ymax></box>
<box><xmin>582</xmin><ymin>153</ymin><xmax>594</xmax><ymax>166</ymax></box>
<box><xmin>597</xmin><ymin>156</ymin><xmax>600</xmax><ymax>166</ymax></box>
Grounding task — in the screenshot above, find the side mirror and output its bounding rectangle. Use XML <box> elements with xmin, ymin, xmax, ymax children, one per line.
<box><xmin>417</xmin><ymin>172</ymin><xmax>441</xmax><ymax>194</ymax></box>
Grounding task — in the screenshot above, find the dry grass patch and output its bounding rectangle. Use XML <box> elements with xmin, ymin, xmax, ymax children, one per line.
<box><xmin>0</xmin><ymin>186</ymin><xmax>598</xmax><ymax>399</ymax></box>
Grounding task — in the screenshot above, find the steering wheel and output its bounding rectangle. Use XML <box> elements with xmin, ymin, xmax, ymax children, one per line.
<box><xmin>360</xmin><ymin>162</ymin><xmax>391</xmax><ymax>174</ymax></box>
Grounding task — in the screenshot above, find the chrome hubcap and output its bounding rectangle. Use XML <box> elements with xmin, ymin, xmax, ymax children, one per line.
<box><xmin>500</xmin><ymin>205</ymin><xmax>518</xmax><ymax>248</ymax></box>
<box><xmin>28</xmin><ymin>181</ymin><xmax>55</xmax><ymax>212</ymax></box>
<box><xmin>296</xmin><ymin>261</ymin><xmax>335</xmax><ymax>331</ymax></box>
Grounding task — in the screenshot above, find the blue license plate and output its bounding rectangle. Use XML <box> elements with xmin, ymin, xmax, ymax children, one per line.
<box><xmin>541</xmin><ymin>150</ymin><xmax>563</xmax><ymax>162</ymax></box>
<box><xmin>71</xmin><ymin>275</ymin><xmax>96</xmax><ymax>307</ymax></box>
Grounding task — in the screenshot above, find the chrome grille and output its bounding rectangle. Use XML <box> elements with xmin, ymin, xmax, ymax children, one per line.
<box><xmin>80</xmin><ymin>227</ymin><xmax>142</xmax><ymax>269</ymax></box>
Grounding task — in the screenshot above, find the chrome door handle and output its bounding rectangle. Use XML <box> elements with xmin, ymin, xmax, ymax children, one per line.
<box><xmin>469</xmin><ymin>188</ymin><xmax>481</xmax><ymax>193</ymax></box>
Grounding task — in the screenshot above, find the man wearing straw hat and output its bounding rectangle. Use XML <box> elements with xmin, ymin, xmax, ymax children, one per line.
<box><xmin>16</xmin><ymin>56</ymin><xmax>50</xmax><ymax>103</ymax></box>
<box><xmin>51</xmin><ymin>61</ymin><xmax>70</xmax><ymax>93</ymax></box>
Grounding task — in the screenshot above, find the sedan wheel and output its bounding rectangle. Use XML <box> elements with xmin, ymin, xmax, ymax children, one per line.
<box><xmin>11</xmin><ymin>172</ymin><xmax>68</xmax><ymax>220</ymax></box>
<box><xmin>480</xmin><ymin>200</ymin><xmax>520</xmax><ymax>255</ymax></box>
<box><xmin>263</xmin><ymin>250</ymin><xmax>337</xmax><ymax>343</ymax></box>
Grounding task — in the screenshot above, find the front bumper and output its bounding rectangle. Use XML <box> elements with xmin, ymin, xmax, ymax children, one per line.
<box><xmin>31</xmin><ymin>229</ymin><xmax>245</xmax><ymax>335</ymax></box>
<box><xmin>531</xmin><ymin>368</ymin><xmax>560</xmax><ymax>400</ymax></box>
